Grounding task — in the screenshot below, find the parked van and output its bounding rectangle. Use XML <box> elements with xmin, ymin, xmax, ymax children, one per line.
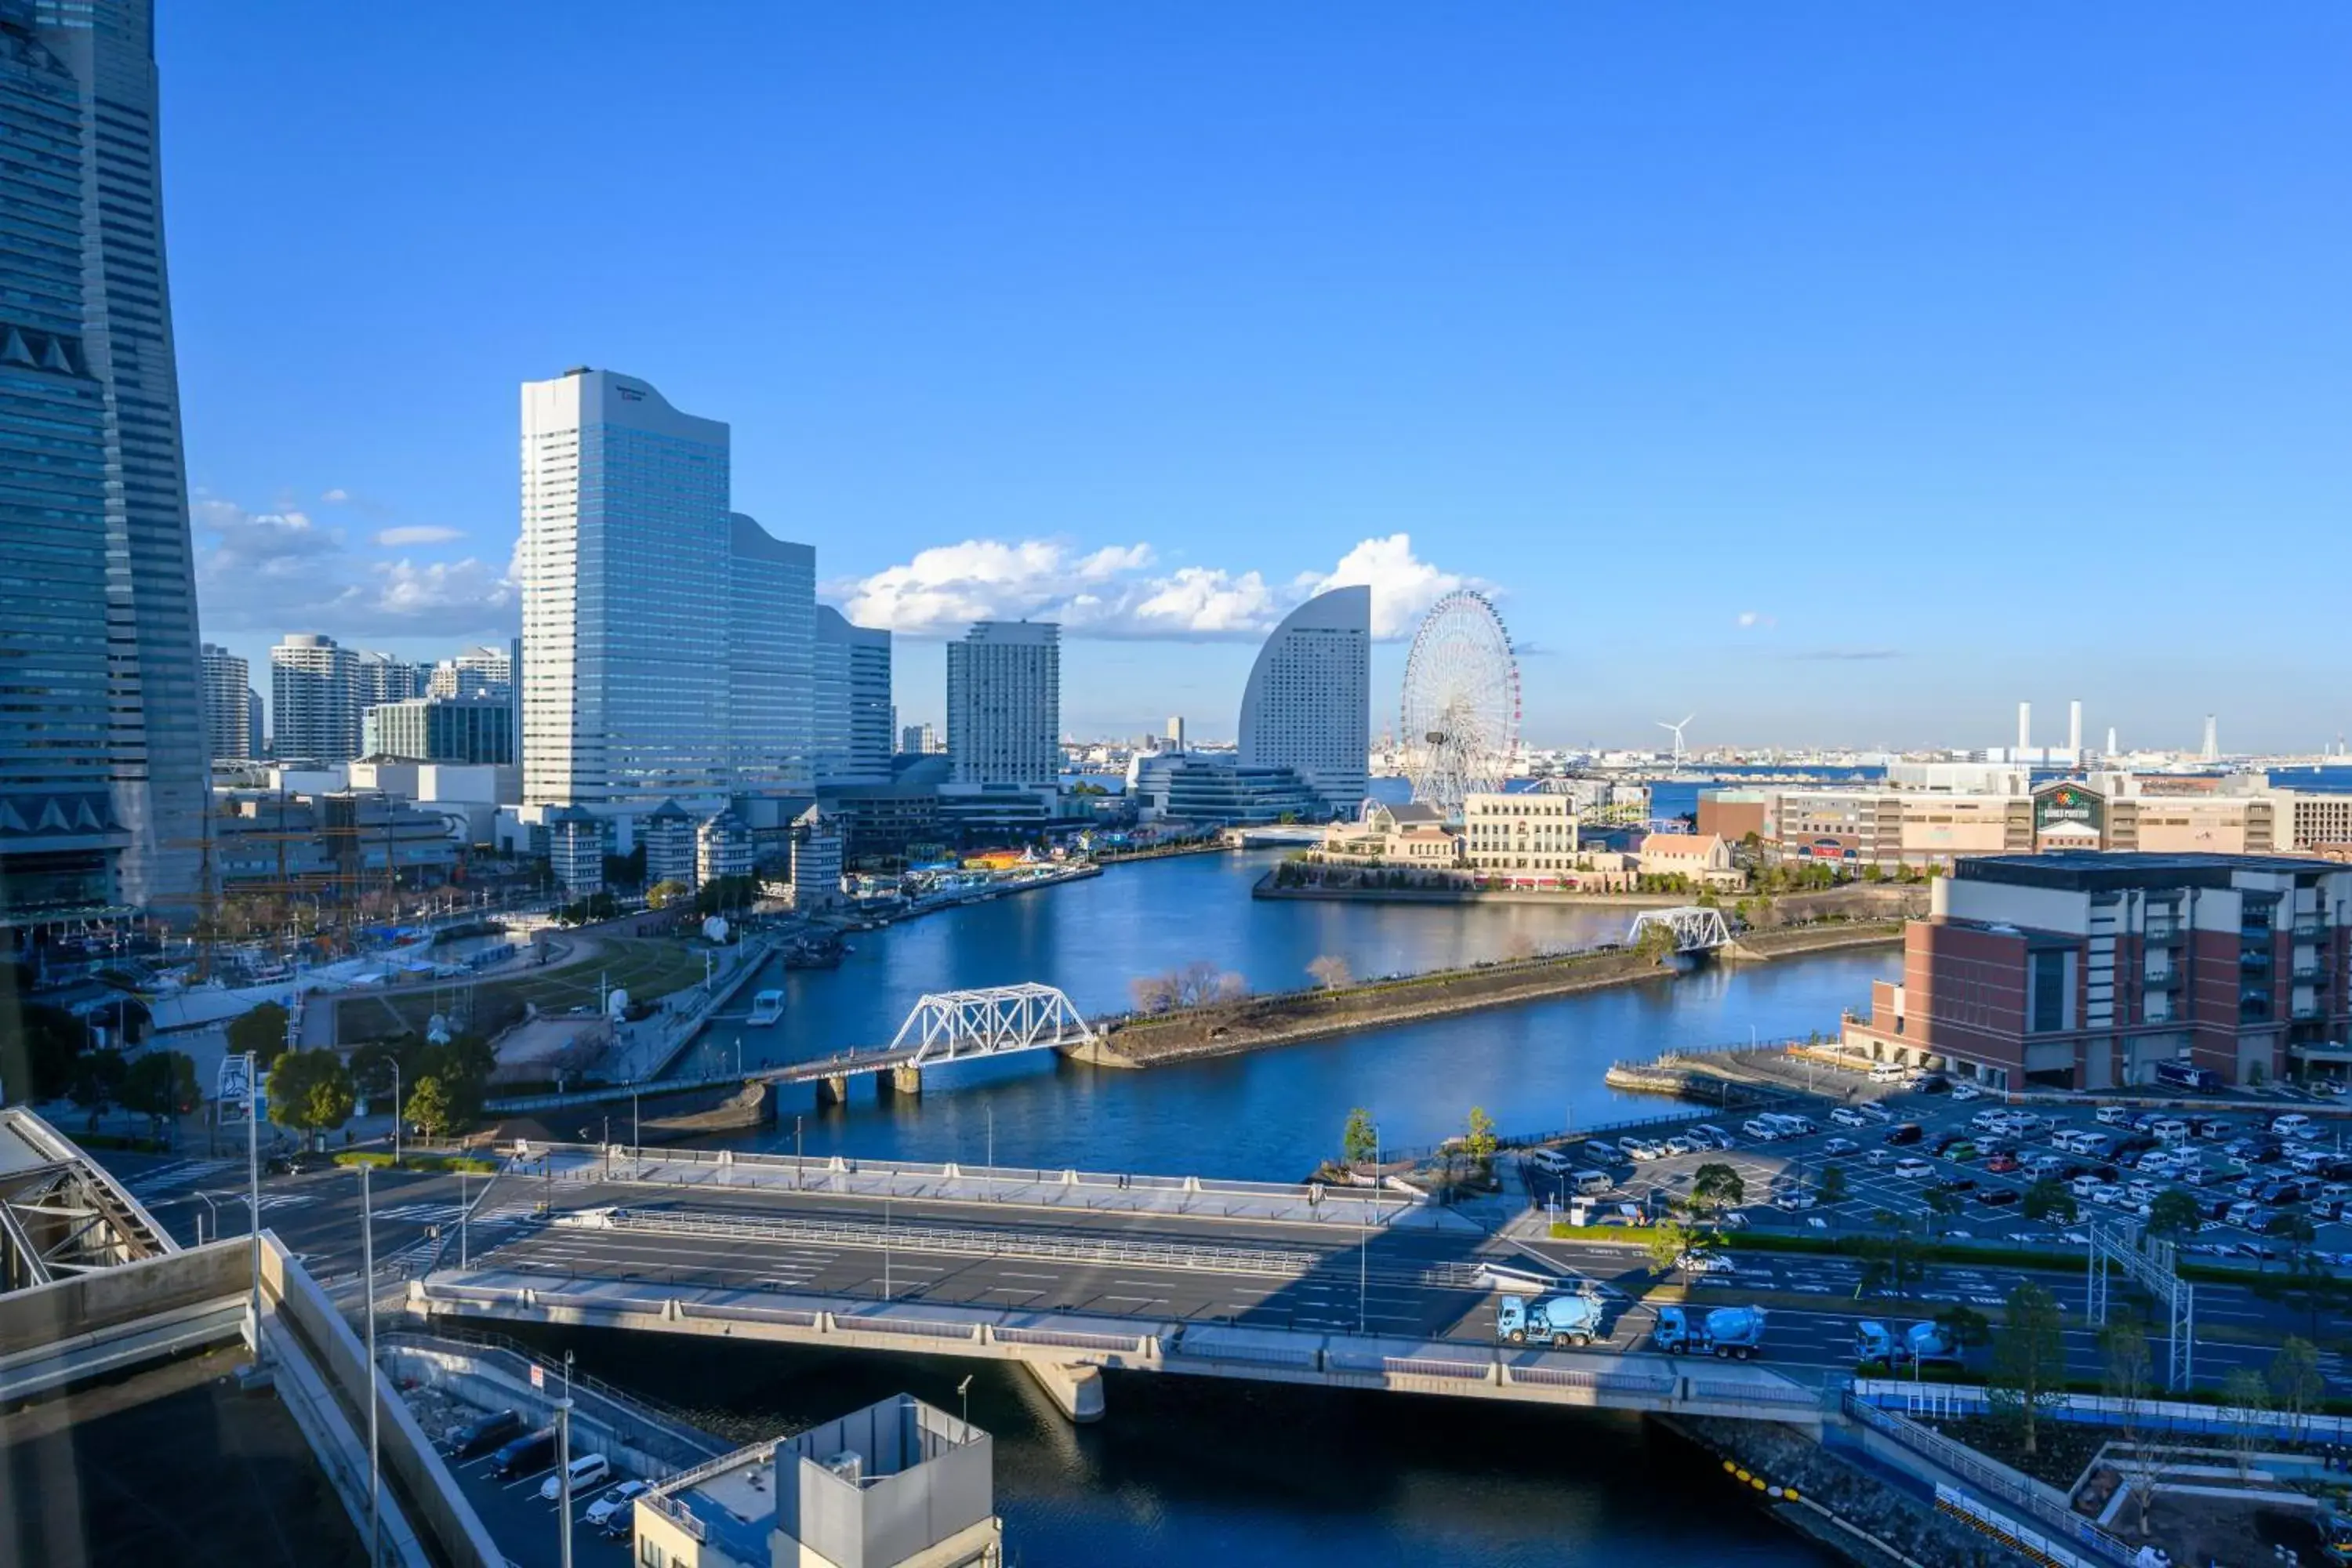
<box><xmin>448</xmin><ymin>1408</ymin><xmax>524</xmax><ymax>1459</ymax></box>
<box><xmin>541</xmin><ymin>1453</ymin><xmax>612</xmax><ymax>1502</ymax></box>
<box><xmin>2272</xmin><ymin>1113</ymin><xmax>2316</xmax><ymax>1140</ymax></box>
<box><xmin>1573</xmin><ymin>1170</ymin><xmax>1614</xmax><ymax>1196</ymax></box>
<box><xmin>1869</xmin><ymin>1062</ymin><xmax>1907</xmax><ymax>1083</ymax></box>
<box><xmin>1529</xmin><ymin>1149</ymin><xmax>1573</xmax><ymax>1176</ymax></box>
<box><xmin>2150</xmin><ymin>1118</ymin><xmax>2191</xmax><ymax>1142</ymax></box>
<box><xmin>492</xmin><ymin>1429</ymin><xmax>557</xmax><ymax>1479</ymax></box>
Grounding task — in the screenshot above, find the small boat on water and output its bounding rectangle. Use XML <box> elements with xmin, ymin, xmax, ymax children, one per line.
<box><xmin>747</xmin><ymin>989</ymin><xmax>785</xmax><ymax>1025</ymax></box>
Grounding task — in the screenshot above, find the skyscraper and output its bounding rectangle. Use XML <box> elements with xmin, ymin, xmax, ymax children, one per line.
<box><xmin>200</xmin><ymin>644</ymin><xmax>250</xmax><ymax>760</ymax></box>
<box><xmin>1237</xmin><ymin>585</ymin><xmax>1370</xmax><ymax>814</ymax></box>
<box><xmin>0</xmin><ymin>0</ymin><xmax>208</xmax><ymax>913</ymax></box>
<box><xmin>946</xmin><ymin>622</ymin><xmax>1060</xmax><ymax>789</ymax></box>
<box><xmin>814</xmin><ymin>606</ymin><xmax>892</xmax><ymax>786</ymax></box>
<box><xmin>270</xmin><ymin>633</ymin><xmax>358</xmax><ymax>764</ymax></box>
<box><xmin>728</xmin><ymin>514</ymin><xmax>816</xmax><ymax>792</ymax></box>
<box><xmin>521</xmin><ymin>368</ymin><xmax>734</xmax><ymax>808</ymax></box>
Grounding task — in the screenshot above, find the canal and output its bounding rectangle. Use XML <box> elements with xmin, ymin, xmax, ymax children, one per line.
<box><xmin>576</xmin><ymin>852</ymin><xmax>1890</xmax><ymax>1565</ymax></box>
<box><xmin>670</xmin><ymin>848</ymin><xmax>1896</xmax><ymax>1178</ymax></box>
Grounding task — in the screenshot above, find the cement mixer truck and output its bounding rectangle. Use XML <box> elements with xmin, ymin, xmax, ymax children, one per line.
<box><xmin>1651</xmin><ymin>1304</ymin><xmax>1766</xmax><ymax>1359</ymax></box>
<box><xmin>1495</xmin><ymin>1288</ymin><xmax>1606</xmax><ymax>1348</ymax></box>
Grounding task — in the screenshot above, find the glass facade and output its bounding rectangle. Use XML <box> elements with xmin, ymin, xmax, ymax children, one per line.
<box><xmin>0</xmin><ymin>13</ymin><xmax>122</xmax><ymax>915</ymax></box>
<box><xmin>1237</xmin><ymin>585</ymin><xmax>1370</xmax><ymax>815</ymax></box>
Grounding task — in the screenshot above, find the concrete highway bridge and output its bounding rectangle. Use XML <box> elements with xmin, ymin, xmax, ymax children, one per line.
<box><xmin>407</xmin><ymin>1141</ymin><xmax>1828</xmax><ymax>1425</ymax></box>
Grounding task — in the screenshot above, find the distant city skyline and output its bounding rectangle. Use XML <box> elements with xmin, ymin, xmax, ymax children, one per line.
<box><xmin>162</xmin><ymin>7</ymin><xmax>2350</xmax><ymax>750</ymax></box>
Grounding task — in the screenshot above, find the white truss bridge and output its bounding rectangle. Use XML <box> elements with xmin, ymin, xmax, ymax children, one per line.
<box><xmin>758</xmin><ymin>982</ymin><xmax>1100</xmax><ymax>1087</ymax></box>
<box><xmin>1624</xmin><ymin>906</ymin><xmax>1733</xmax><ymax>953</ymax></box>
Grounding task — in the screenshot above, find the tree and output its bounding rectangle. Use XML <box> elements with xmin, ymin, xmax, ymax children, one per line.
<box><xmin>67</xmin><ymin>1048</ymin><xmax>127</xmax><ymax>1127</ymax></box>
<box><xmin>405</xmin><ymin>1075</ymin><xmax>459</xmax><ymax>1138</ymax></box>
<box><xmin>227</xmin><ymin>1001</ymin><xmax>291</xmax><ymax>1071</ymax></box>
<box><xmin>1463</xmin><ymin>1106</ymin><xmax>1498</xmax><ymax>1177</ymax></box>
<box><xmin>120</xmin><ymin>1051</ymin><xmax>201</xmax><ymax>1138</ymax></box>
<box><xmin>1817</xmin><ymin>1163</ymin><xmax>1847</xmax><ymax>1205</ymax></box>
<box><xmin>2220</xmin><ymin>1367</ymin><xmax>2270</xmax><ymax>1479</ymax></box>
<box><xmin>2251</xmin><ymin>1235</ymin><xmax>2347</xmax><ymax>1340</ymax></box>
<box><xmin>2268</xmin><ymin>1337</ymin><xmax>2325</xmax><ymax>1442</ymax></box>
<box><xmin>1633</xmin><ymin>921</ymin><xmax>1679</xmax><ymax>964</ymax></box>
<box><xmin>1341</xmin><ymin>1106</ymin><xmax>1378</xmax><ymax>1167</ymax></box>
<box><xmin>646</xmin><ymin>879</ymin><xmax>692</xmax><ymax>910</ymax></box>
<box><xmin>2143</xmin><ymin>1187</ymin><xmax>2201</xmax><ymax>1240</ymax></box>
<box><xmin>0</xmin><ymin>995</ymin><xmax>91</xmax><ymax>1102</ymax></box>
<box><xmin>2021</xmin><ymin>1178</ymin><xmax>2078</xmax><ymax>1226</ymax></box>
<box><xmin>1689</xmin><ymin>1162</ymin><xmax>1746</xmax><ymax>1218</ymax></box>
<box><xmin>1642</xmin><ymin>1217</ymin><xmax>1695</xmax><ymax>1274</ymax></box>
<box><xmin>1934</xmin><ymin>1304</ymin><xmax>1992</xmax><ymax>1353</ymax></box>
<box><xmin>1306</xmin><ymin>954</ymin><xmax>1352</xmax><ymax>991</ymax></box>
<box><xmin>1922</xmin><ymin>1185</ymin><xmax>1959</xmax><ymax>1219</ymax></box>
<box><xmin>2100</xmin><ymin>1313</ymin><xmax>2161</xmax><ymax>1536</ymax></box>
<box><xmin>265</xmin><ymin>1049</ymin><xmax>356</xmax><ymax>1145</ymax></box>
<box><xmin>1988</xmin><ymin>1280</ymin><xmax>2067</xmax><ymax>1457</ymax></box>
<box><xmin>1857</xmin><ymin>1210</ymin><xmax>1926</xmax><ymax>1298</ymax></box>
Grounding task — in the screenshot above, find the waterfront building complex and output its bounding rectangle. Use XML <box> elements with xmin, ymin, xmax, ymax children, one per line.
<box><xmin>946</xmin><ymin>622</ymin><xmax>1060</xmax><ymax>789</ymax></box>
<box><xmin>641</xmin><ymin>799</ymin><xmax>699</xmax><ymax>891</ymax></box>
<box><xmin>200</xmin><ymin>644</ymin><xmax>252</xmax><ymax>760</ymax></box>
<box><xmin>0</xmin><ymin>0</ymin><xmax>208</xmax><ymax>916</ymax></box>
<box><xmin>1461</xmin><ymin>792</ymin><xmax>1576</xmax><ymax>875</ymax></box>
<box><xmin>1845</xmin><ymin>852</ymin><xmax>2352</xmax><ymax>1091</ymax></box>
<box><xmin>1237</xmin><ymin>585</ymin><xmax>1370</xmax><ymax>815</ymax></box>
<box><xmin>1703</xmin><ymin>771</ymin><xmax>2352</xmax><ymax>873</ymax></box>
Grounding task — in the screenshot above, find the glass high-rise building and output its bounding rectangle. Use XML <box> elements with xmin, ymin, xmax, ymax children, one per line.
<box><xmin>813</xmin><ymin>606</ymin><xmax>891</xmax><ymax>786</ymax></box>
<box><xmin>0</xmin><ymin>0</ymin><xmax>208</xmax><ymax>914</ymax></box>
<box><xmin>199</xmin><ymin>643</ymin><xmax>250</xmax><ymax>760</ymax></box>
<box><xmin>729</xmin><ymin>513</ymin><xmax>815</xmax><ymax>793</ymax></box>
<box><xmin>521</xmin><ymin>368</ymin><xmax>735</xmax><ymax>808</ymax></box>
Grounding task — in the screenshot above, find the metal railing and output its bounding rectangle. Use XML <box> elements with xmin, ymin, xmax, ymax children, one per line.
<box><xmin>1842</xmin><ymin>1393</ymin><xmax>2135</xmax><ymax>1567</ymax></box>
<box><xmin>586</xmin><ymin>1205</ymin><xmax>1319</xmax><ymax>1276</ymax></box>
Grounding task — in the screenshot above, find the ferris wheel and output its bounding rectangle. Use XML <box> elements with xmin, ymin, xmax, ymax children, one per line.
<box><xmin>1399</xmin><ymin>590</ymin><xmax>1521</xmax><ymax>817</ymax></box>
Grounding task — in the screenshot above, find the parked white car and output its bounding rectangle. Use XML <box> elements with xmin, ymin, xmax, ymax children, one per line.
<box><xmin>1950</xmin><ymin>1081</ymin><xmax>1982</xmax><ymax>1102</ymax></box>
<box><xmin>1831</xmin><ymin>1107</ymin><xmax>1869</xmax><ymax>1129</ymax></box>
<box><xmin>541</xmin><ymin>1454</ymin><xmax>612</xmax><ymax>1502</ymax></box>
<box><xmin>1741</xmin><ymin>1120</ymin><xmax>1782</xmax><ymax>1142</ymax></box>
<box><xmin>1893</xmin><ymin>1157</ymin><xmax>1934</xmax><ymax>1180</ymax></box>
<box><xmin>1823</xmin><ymin>1137</ymin><xmax>1859</xmax><ymax>1157</ymax></box>
<box><xmin>586</xmin><ymin>1480</ymin><xmax>648</xmax><ymax>1530</ymax></box>
<box><xmin>1677</xmin><ymin>1250</ymin><xmax>1732</xmax><ymax>1274</ymax></box>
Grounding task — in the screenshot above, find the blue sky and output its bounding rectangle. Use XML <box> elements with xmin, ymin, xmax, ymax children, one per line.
<box><xmin>165</xmin><ymin>5</ymin><xmax>2350</xmax><ymax>753</ymax></box>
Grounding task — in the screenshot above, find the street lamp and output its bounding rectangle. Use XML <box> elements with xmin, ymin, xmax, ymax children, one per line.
<box><xmin>360</xmin><ymin>1163</ymin><xmax>380</xmax><ymax>1567</ymax></box>
<box><xmin>378</xmin><ymin>1058</ymin><xmax>401</xmax><ymax>1167</ymax></box>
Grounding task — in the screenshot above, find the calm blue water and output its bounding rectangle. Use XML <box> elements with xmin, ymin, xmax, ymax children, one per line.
<box><xmin>592</xmin><ymin>854</ymin><xmax>1877</xmax><ymax>1567</ymax></box>
<box><xmin>659</xmin><ymin>848</ymin><xmax>1892</xmax><ymax>1178</ymax></box>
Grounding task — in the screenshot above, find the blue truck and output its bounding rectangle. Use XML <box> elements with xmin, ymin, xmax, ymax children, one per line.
<box><xmin>1651</xmin><ymin>1304</ymin><xmax>1766</xmax><ymax>1359</ymax></box>
<box><xmin>1496</xmin><ymin>1289</ymin><xmax>1606</xmax><ymax>1348</ymax></box>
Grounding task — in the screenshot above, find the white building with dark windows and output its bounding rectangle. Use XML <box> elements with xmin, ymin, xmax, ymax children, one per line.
<box><xmin>946</xmin><ymin>622</ymin><xmax>1060</xmax><ymax>789</ymax></box>
<box><xmin>521</xmin><ymin>368</ymin><xmax>734</xmax><ymax>810</ymax></box>
<box><xmin>270</xmin><ymin>633</ymin><xmax>359</xmax><ymax>765</ymax></box>
<box><xmin>1238</xmin><ymin>585</ymin><xmax>1369</xmax><ymax>816</ymax></box>
<box><xmin>641</xmin><ymin>799</ymin><xmax>699</xmax><ymax>891</ymax></box>
<box><xmin>730</xmin><ymin>514</ymin><xmax>815</xmax><ymax>792</ymax></box>
<box><xmin>814</xmin><ymin>607</ymin><xmax>892</xmax><ymax>786</ymax></box>
<box><xmin>200</xmin><ymin>644</ymin><xmax>252</xmax><ymax>761</ymax></box>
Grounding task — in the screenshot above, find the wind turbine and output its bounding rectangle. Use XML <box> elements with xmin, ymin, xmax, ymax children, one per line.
<box><xmin>1657</xmin><ymin>714</ymin><xmax>1694</xmax><ymax>773</ymax></box>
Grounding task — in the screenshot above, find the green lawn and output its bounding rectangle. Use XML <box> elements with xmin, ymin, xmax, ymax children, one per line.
<box><xmin>337</xmin><ymin>936</ymin><xmax>715</xmax><ymax>1044</ymax></box>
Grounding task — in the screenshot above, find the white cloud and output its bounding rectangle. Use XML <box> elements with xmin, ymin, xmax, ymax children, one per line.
<box><xmin>1734</xmin><ymin>610</ymin><xmax>1778</xmax><ymax>630</ymax></box>
<box><xmin>835</xmin><ymin>532</ymin><xmax>1475</xmax><ymax>641</ymax></box>
<box><xmin>321</xmin><ymin>487</ymin><xmax>350</xmax><ymax>504</ymax></box>
<box><xmin>193</xmin><ymin>497</ymin><xmax>514</xmax><ymax>639</ymax></box>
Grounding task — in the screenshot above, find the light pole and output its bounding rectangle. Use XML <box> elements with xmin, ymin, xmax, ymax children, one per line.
<box><xmin>794</xmin><ymin>1114</ymin><xmax>804</xmax><ymax>1191</ymax></box>
<box><xmin>1358</xmin><ymin>1200</ymin><xmax>1370</xmax><ymax>1336</ymax></box>
<box><xmin>884</xmin><ymin>1193</ymin><xmax>892</xmax><ymax>1301</ymax></box>
<box><xmin>381</xmin><ymin>1058</ymin><xmax>401</xmax><ymax>1167</ymax></box>
<box><xmin>361</xmin><ymin>1162</ymin><xmax>380</xmax><ymax>1567</ymax></box>
<box><xmin>459</xmin><ymin>1169</ymin><xmax>470</xmax><ymax>1269</ymax></box>
<box><xmin>557</xmin><ymin>1349</ymin><xmax>576</xmax><ymax>1568</ymax></box>
<box><xmin>632</xmin><ymin>1089</ymin><xmax>641</xmax><ymax>1177</ymax></box>
<box><xmin>245</xmin><ymin>1051</ymin><xmax>262</xmax><ymax>1356</ymax></box>
<box><xmin>985</xmin><ymin>1104</ymin><xmax>994</xmax><ymax>1203</ymax></box>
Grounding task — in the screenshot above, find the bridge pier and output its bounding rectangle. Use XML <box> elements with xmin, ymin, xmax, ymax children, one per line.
<box><xmin>814</xmin><ymin>1073</ymin><xmax>851</xmax><ymax>1108</ymax></box>
<box><xmin>881</xmin><ymin>1065</ymin><xmax>922</xmax><ymax>1098</ymax></box>
<box><xmin>1021</xmin><ymin>1359</ymin><xmax>1103</xmax><ymax>1423</ymax></box>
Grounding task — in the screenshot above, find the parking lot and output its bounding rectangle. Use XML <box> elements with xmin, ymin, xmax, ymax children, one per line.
<box><xmin>406</xmin><ymin>1385</ymin><xmax>638</xmax><ymax>1568</ymax></box>
<box><xmin>1526</xmin><ymin>1076</ymin><xmax>2352</xmax><ymax>1266</ymax></box>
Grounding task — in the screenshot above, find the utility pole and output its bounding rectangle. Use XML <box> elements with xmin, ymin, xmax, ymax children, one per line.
<box><xmin>985</xmin><ymin>1104</ymin><xmax>994</xmax><ymax>1203</ymax></box>
<box><xmin>361</xmin><ymin>1163</ymin><xmax>380</xmax><ymax>1567</ymax></box>
<box><xmin>459</xmin><ymin>1170</ymin><xmax>469</xmax><ymax>1269</ymax></box>
<box><xmin>246</xmin><ymin>1051</ymin><xmax>262</xmax><ymax>1356</ymax></box>
<box><xmin>1358</xmin><ymin>1200</ymin><xmax>1369</xmax><ymax>1336</ymax></box>
<box><xmin>793</xmin><ymin>1114</ymin><xmax>803</xmax><ymax>1191</ymax></box>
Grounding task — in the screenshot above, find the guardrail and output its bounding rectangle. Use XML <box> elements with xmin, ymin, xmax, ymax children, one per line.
<box><xmin>1936</xmin><ymin>1484</ymin><xmax>2106</xmax><ymax>1568</ymax></box>
<box><xmin>1852</xmin><ymin>1377</ymin><xmax>2352</xmax><ymax>1445</ymax></box>
<box><xmin>1842</xmin><ymin>1393</ymin><xmax>2136</xmax><ymax>1567</ymax></box>
<box><xmin>583</xmin><ymin>1205</ymin><xmax>1319</xmax><ymax>1276</ymax></box>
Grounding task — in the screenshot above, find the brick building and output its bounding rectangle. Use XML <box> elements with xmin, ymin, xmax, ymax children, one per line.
<box><xmin>1844</xmin><ymin>852</ymin><xmax>2352</xmax><ymax>1091</ymax></box>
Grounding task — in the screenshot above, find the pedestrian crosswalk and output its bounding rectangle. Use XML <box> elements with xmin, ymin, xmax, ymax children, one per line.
<box><xmin>123</xmin><ymin>1158</ymin><xmax>239</xmax><ymax>1198</ymax></box>
<box><xmin>385</xmin><ymin>1200</ymin><xmax>542</xmax><ymax>1265</ymax></box>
